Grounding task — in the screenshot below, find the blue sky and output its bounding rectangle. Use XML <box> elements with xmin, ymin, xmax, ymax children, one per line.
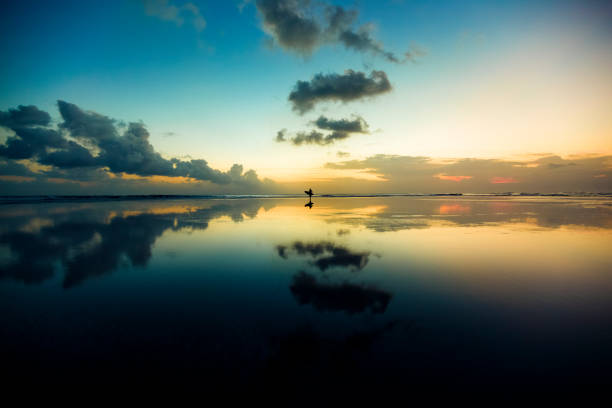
<box><xmin>1</xmin><ymin>0</ymin><xmax>611</xmax><ymax>193</ymax></box>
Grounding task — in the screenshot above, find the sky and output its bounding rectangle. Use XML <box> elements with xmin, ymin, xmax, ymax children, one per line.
<box><xmin>1</xmin><ymin>0</ymin><xmax>611</xmax><ymax>194</ymax></box>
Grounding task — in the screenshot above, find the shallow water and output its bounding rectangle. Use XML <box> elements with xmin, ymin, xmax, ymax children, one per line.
<box><xmin>1</xmin><ymin>196</ymin><xmax>611</xmax><ymax>388</ymax></box>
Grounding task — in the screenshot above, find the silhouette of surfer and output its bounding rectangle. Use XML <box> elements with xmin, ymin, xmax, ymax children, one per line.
<box><xmin>304</xmin><ymin>188</ymin><xmax>314</xmax><ymax>209</ymax></box>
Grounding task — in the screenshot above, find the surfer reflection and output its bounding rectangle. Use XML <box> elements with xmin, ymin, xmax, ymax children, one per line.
<box><xmin>305</xmin><ymin>188</ymin><xmax>314</xmax><ymax>209</ymax></box>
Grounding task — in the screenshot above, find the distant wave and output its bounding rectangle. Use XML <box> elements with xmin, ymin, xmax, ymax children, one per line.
<box><xmin>0</xmin><ymin>194</ymin><xmax>300</xmax><ymax>205</ymax></box>
<box><xmin>319</xmin><ymin>192</ymin><xmax>612</xmax><ymax>198</ymax></box>
<box><xmin>1</xmin><ymin>192</ymin><xmax>611</xmax><ymax>205</ymax></box>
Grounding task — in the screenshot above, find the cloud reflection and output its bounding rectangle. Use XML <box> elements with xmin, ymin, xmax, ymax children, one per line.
<box><xmin>276</xmin><ymin>240</ymin><xmax>369</xmax><ymax>271</ymax></box>
<box><xmin>0</xmin><ymin>199</ymin><xmax>271</xmax><ymax>288</ymax></box>
<box><xmin>276</xmin><ymin>238</ymin><xmax>390</xmax><ymax>314</ymax></box>
<box><xmin>320</xmin><ymin>197</ymin><xmax>612</xmax><ymax>232</ymax></box>
<box><xmin>290</xmin><ymin>271</ymin><xmax>392</xmax><ymax>314</ymax></box>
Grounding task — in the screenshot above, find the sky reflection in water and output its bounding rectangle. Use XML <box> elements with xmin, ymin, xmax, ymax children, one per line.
<box><xmin>1</xmin><ymin>196</ymin><xmax>611</xmax><ymax>388</ymax></box>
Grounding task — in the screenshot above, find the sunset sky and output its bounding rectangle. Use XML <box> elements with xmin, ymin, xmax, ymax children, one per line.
<box><xmin>1</xmin><ymin>0</ymin><xmax>611</xmax><ymax>194</ymax></box>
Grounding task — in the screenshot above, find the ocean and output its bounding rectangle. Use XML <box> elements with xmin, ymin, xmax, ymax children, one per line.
<box><xmin>1</xmin><ymin>195</ymin><xmax>611</xmax><ymax>390</ymax></box>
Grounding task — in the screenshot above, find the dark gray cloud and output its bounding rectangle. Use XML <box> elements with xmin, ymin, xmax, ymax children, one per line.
<box><xmin>0</xmin><ymin>106</ymin><xmax>65</xmax><ymax>160</ymax></box>
<box><xmin>0</xmin><ymin>101</ymin><xmax>269</xmax><ymax>189</ymax></box>
<box><xmin>0</xmin><ymin>128</ymin><xmax>65</xmax><ymax>160</ymax></box>
<box><xmin>0</xmin><ymin>160</ymin><xmax>35</xmax><ymax>177</ymax></box>
<box><xmin>288</xmin><ymin>70</ymin><xmax>391</xmax><ymax>114</ymax></box>
<box><xmin>275</xmin><ymin>129</ymin><xmax>287</xmax><ymax>142</ymax></box>
<box><xmin>313</xmin><ymin>115</ymin><xmax>368</xmax><ymax>133</ymax></box>
<box><xmin>339</xmin><ymin>27</ymin><xmax>400</xmax><ymax>63</ymax></box>
<box><xmin>254</xmin><ymin>0</ymin><xmax>408</xmax><ymax>62</ymax></box>
<box><xmin>276</xmin><ymin>115</ymin><xmax>369</xmax><ymax>146</ymax></box>
<box><xmin>57</xmin><ymin>101</ymin><xmax>174</xmax><ymax>176</ymax></box>
<box><xmin>290</xmin><ymin>130</ymin><xmax>327</xmax><ymax>146</ymax></box>
<box><xmin>39</xmin><ymin>141</ymin><xmax>99</xmax><ymax>168</ymax></box>
<box><xmin>0</xmin><ymin>105</ymin><xmax>51</xmax><ymax>128</ymax></box>
<box><xmin>255</xmin><ymin>0</ymin><xmax>322</xmax><ymax>54</ymax></box>
<box><xmin>288</xmin><ymin>130</ymin><xmax>352</xmax><ymax>146</ymax></box>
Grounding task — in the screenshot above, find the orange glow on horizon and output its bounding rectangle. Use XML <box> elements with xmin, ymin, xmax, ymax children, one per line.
<box><xmin>435</xmin><ymin>174</ymin><xmax>473</xmax><ymax>182</ymax></box>
<box><xmin>119</xmin><ymin>173</ymin><xmax>198</xmax><ymax>184</ymax></box>
<box><xmin>0</xmin><ymin>175</ymin><xmax>35</xmax><ymax>183</ymax></box>
<box><xmin>47</xmin><ymin>177</ymin><xmax>94</xmax><ymax>187</ymax></box>
<box><xmin>490</xmin><ymin>177</ymin><xmax>519</xmax><ymax>184</ymax></box>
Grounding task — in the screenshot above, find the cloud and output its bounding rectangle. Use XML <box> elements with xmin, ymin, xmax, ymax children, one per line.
<box><xmin>39</xmin><ymin>141</ymin><xmax>99</xmax><ymax>168</ymax></box>
<box><xmin>0</xmin><ymin>105</ymin><xmax>51</xmax><ymax>128</ymax></box>
<box><xmin>0</xmin><ymin>106</ymin><xmax>65</xmax><ymax>159</ymax></box>
<box><xmin>289</xmin><ymin>70</ymin><xmax>391</xmax><ymax>114</ymax></box>
<box><xmin>0</xmin><ymin>101</ymin><xmax>270</xmax><ymax>190</ymax></box>
<box><xmin>548</xmin><ymin>162</ymin><xmax>576</xmax><ymax>169</ymax></box>
<box><xmin>58</xmin><ymin>101</ymin><xmax>261</xmax><ymax>186</ymax></box>
<box><xmin>290</xmin><ymin>271</ymin><xmax>392</xmax><ymax>314</ymax></box>
<box><xmin>313</xmin><ymin>115</ymin><xmax>368</xmax><ymax>133</ymax></box>
<box><xmin>339</xmin><ymin>26</ymin><xmax>401</xmax><ymax>63</ymax></box>
<box><xmin>143</xmin><ymin>0</ymin><xmax>206</xmax><ymax>31</ymax></box>
<box><xmin>254</xmin><ymin>0</ymin><xmax>410</xmax><ymax>62</ymax></box>
<box><xmin>255</xmin><ymin>0</ymin><xmax>322</xmax><ymax>54</ymax></box>
<box><xmin>323</xmin><ymin>154</ymin><xmax>612</xmax><ymax>193</ymax></box>
<box><xmin>403</xmin><ymin>43</ymin><xmax>428</xmax><ymax>62</ymax></box>
<box><xmin>275</xmin><ymin>129</ymin><xmax>287</xmax><ymax>142</ymax></box>
<box><xmin>0</xmin><ymin>160</ymin><xmax>35</xmax><ymax>177</ymax></box>
<box><xmin>276</xmin><ymin>115</ymin><xmax>369</xmax><ymax>146</ymax></box>
<box><xmin>338</xmin><ymin>25</ymin><xmax>426</xmax><ymax>64</ymax></box>
<box><xmin>287</xmin><ymin>129</ymin><xmax>351</xmax><ymax>146</ymax></box>
<box><xmin>290</xmin><ymin>130</ymin><xmax>328</xmax><ymax>146</ymax></box>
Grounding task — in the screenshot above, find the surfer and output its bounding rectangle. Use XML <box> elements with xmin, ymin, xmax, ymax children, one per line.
<box><xmin>304</xmin><ymin>188</ymin><xmax>314</xmax><ymax>209</ymax></box>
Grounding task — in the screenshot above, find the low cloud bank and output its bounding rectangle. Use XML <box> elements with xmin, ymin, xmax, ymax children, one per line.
<box><xmin>0</xmin><ymin>102</ymin><xmax>272</xmax><ymax>193</ymax></box>
<box><xmin>322</xmin><ymin>154</ymin><xmax>612</xmax><ymax>193</ymax></box>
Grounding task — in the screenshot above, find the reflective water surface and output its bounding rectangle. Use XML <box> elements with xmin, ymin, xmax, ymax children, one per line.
<box><xmin>1</xmin><ymin>196</ymin><xmax>611</xmax><ymax>389</ymax></box>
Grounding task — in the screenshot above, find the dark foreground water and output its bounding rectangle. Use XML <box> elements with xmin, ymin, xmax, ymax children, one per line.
<box><xmin>1</xmin><ymin>196</ymin><xmax>611</xmax><ymax>390</ymax></box>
